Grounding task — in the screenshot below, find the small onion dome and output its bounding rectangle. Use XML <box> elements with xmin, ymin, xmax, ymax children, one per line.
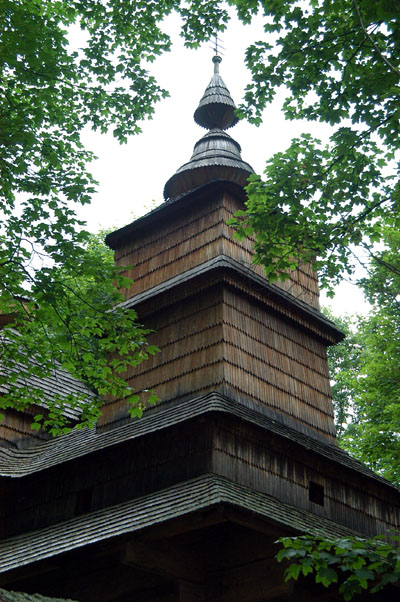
<box><xmin>163</xmin><ymin>128</ymin><xmax>254</xmax><ymax>199</ymax></box>
<box><xmin>194</xmin><ymin>56</ymin><xmax>239</xmax><ymax>130</ymax></box>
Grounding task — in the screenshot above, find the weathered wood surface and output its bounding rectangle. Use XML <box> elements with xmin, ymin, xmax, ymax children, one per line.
<box><xmin>99</xmin><ymin>183</ymin><xmax>336</xmax><ymax>440</ymax></box>
<box><xmin>1</xmin><ymin>420</ymin><xmax>398</xmax><ymax>542</ymax></box>
<box><xmin>0</xmin><ymin>410</ymin><xmax>49</xmax><ymax>449</ymax></box>
<box><xmin>99</xmin><ymin>278</ymin><xmax>336</xmax><ymax>443</ymax></box>
<box><xmin>114</xmin><ymin>190</ymin><xmax>320</xmax><ymax>309</ymax></box>
<box><xmin>1</xmin><ymin>508</ymin><xmax>398</xmax><ymax>602</ymax></box>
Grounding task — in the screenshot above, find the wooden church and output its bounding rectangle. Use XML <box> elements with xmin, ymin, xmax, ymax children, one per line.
<box><xmin>0</xmin><ymin>56</ymin><xmax>399</xmax><ymax>602</ymax></box>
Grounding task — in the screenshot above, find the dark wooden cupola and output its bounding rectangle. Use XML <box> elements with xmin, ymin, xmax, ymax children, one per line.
<box><xmin>0</xmin><ymin>55</ymin><xmax>398</xmax><ymax>602</ymax></box>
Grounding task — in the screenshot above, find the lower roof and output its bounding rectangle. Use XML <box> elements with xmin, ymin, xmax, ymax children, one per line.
<box><xmin>0</xmin><ymin>333</ymin><xmax>96</xmax><ymax>422</ymax></box>
<box><xmin>118</xmin><ymin>255</ymin><xmax>343</xmax><ymax>344</ymax></box>
<box><xmin>0</xmin><ymin>590</ymin><xmax>75</xmax><ymax>602</ymax></box>
<box><xmin>0</xmin><ymin>473</ymin><xmax>359</xmax><ymax>575</ymax></box>
<box><xmin>0</xmin><ymin>392</ymin><xmax>394</xmax><ymax>490</ymax></box>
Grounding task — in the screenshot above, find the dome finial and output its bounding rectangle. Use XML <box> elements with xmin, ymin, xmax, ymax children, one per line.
<box><xmin>163</xmin><ymin>43</ymin><xmax>254</xmax><ymax>200</ymax></box>
<box><xmin>213</xmin><ymin>54</ymin><xmax>222</xmax><ymax>74</ymax></box>
<box><xmin>193</xmin><ymin>44</ymin><xmax>238</xmax><ymax>131</ymax></box>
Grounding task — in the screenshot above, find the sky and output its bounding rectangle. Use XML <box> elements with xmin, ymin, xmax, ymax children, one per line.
<box><xmin>77</xmin><ymin>11</ymin><xmax>369</xmax><ymax>316</ymax></box>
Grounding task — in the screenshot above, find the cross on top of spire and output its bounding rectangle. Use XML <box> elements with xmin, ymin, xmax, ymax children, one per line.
<box><xmin>213</xmin><ymin>34</ymin><xmax>223</xmax><ymax>57</ymax></box>
<box><xmin>210</xmin><ymin>34</ymin><xmax>224</xmax><ymax>73</ymax></box>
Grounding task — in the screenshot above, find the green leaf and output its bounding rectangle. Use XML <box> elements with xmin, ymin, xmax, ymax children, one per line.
<box><xmin>315</xmin><ymin>567</ymin><xmax>338</xmax><ymax>587</ymax></box>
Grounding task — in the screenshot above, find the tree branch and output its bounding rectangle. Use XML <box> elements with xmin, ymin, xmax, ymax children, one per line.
<box><xmin>352</xmin><ymin>0</ymin><xmax>400</xmax><ymax>77</ymax></box>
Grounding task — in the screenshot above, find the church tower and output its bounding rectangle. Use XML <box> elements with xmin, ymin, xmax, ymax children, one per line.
<box><xmin>102</xmin><ymin>54</ymin><xmax>339</xmax><ymax>447</ymax></box>
<box><xmin>0</xmin><ymin>56</ymin><xmax>398</xmax><ymax>602</ymax></box>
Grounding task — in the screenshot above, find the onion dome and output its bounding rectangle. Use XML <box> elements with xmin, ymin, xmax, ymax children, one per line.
<box><xmin>194</xmin><ymin>56</ymin><xmax>239</xmax><ymax>130</ymax></box>
<box><xmin>164</xmin><ymin>55</ymin><xmax>254</xmax><ymax>200</ymax></box>
<box><xmin>164</xmin><ymin>128</ymin><xmax>253</xmax><ymax>200</ymax></box>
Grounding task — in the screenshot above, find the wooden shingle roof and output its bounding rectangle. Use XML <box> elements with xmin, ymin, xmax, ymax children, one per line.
<box><xmin>193</xmin><ymin>55</ymin><xmax>238</xmax><ymax>130</ymax></box>
<box><xmin>163</xmin><ymin>129</ymin><xmax>254</xmax><ymax>199</ymax></box>
<box><xmin>0</xmin><ymin>392</ymin><xmax>395</xmax><ymax>489</ymax></box>
<box><xmin>0</xmin><ymin>474</ymin><xmax>360</xmax><ymax>574</ymax></box>
<box><xmin>0</xmin><ymin>590</ymin><xmax>75</xmax><ymax>602</ymax></box>
<box><xmin>163</xmin><ymin>57</ymin><xmax>254</xmax><ymax>199</ymax></box>
<box><xmin>0</xmin><ymin>357</ymin><xmax>96</xmax><ymax>422</ymax></box>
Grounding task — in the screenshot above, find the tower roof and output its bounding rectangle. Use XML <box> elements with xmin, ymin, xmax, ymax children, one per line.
<box><xmin>193</xmin><ymin>56</ymin><xmax>239</xmax><ymax>130</ymax></box>
<box><xmin>163</xmin><ymin>55</ymin><xmax>254</xmax><ymax>200</ymax></box>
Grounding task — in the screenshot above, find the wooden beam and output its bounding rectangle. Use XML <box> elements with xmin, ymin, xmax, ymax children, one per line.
<box><xmin>222</xmin><ymin>506</ymin><xmax>298</xmax><ymax>539</ymax></box>
<box><xmin>207</xmin><ymin>556</ymin><xmax>292</xmax><ymax>602</ymax></box>
<box><xmin>138</xmin><ymin>507</ymin><xmax>227</xmax><ymax>542</ymax></box>
<box><xmin>122</xmin><ymin>538</ymin><xmax>204</xmax><ymax>584</ymax></box>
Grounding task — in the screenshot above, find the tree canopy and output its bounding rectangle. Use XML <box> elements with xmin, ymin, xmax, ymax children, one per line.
<box><xmin>1</xmin><ymin>0</ymin><xmax>226</xmax><ymax>431</ymax></box>
<box><xmin>0</xmin><ymin>230</ymin><xmax>159</xmax><ymax>434</ymax></box>
<box><xmin>325</xmin><ymin>227</ymin><xmax>400</xmax><ymax>487</ymax></box>
<box><xmin>231</xmin><ymin>0</ymin><xmax>400</xmax><ymax>291</ymax></box>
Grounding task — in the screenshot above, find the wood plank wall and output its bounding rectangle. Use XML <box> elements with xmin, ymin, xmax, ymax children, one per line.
<box><xmin>99</xmin><ymin>285</ymin><xmax>226</xmax><ymax>429</ymax></box>
<box><xmin>219</xmin><ymin>193</ymin><xmax>320</xmax><ymax>309</ymax></box>
<box><xmin>114</xmin><ymin>190</ymin><xmax>320</xmax><ymax>310</ymax></box>
<box><xmin>3</xmin><ymin>417</ymin><xmax>397</xmax><ymax>540</ymax></box>
<box><xmin>101</xmin><ymin>186</ymin><xmax>334</xmax><ymax>439</ymax></box>
<box><xmin>0</xmin><ymin>408</ymin><xmax>49</xmax><ymax>448</ymax></box>
<box><xmin>99</xmin><ymin>278</ymin><xmax>336</xmax><ymax>444</ymax></box>
<box><xmin>221</xmin><ymin>286</ymin><xmax>336</xmax><ymax>443</ymax></box>
<box><xmin>0</xmin><ymin>422</ymin><xmax>214</xmax><ymax>538</ymax></box>
<box><xmin>211</xmin><ymin>421</ymin><xmax>400</xmax><ymax>536</ymax></box>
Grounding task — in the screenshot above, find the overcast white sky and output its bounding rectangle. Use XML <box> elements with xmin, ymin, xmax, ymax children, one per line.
<box><xmin>78</xmin><ymin>12</ymin><xmax>369</xmax><ymax>316</ymax></box>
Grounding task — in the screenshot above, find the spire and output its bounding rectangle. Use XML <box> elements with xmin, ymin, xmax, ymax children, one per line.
<box><xmin>163</xmin><ymin>55</ymin><xmax>254</xmax><ymax>200</ymax></box>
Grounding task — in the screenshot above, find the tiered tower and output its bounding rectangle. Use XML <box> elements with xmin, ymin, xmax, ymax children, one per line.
<box><xmin>0</xmin><ymin>56</ymin><xmax>398</xmax><ymax>602</ymax></box>
<box><xmin>101</xmin><ymin>55</ymin><xmax>337</xmax><ymax>446</ymax></box>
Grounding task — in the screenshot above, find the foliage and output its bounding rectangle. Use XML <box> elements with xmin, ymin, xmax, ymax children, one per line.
<box><xmin>1</xmin><ymin>0</ymin><xmax>231</xmax><ymax>430</ymax></box>
<box><xmin>229</xmin><ymin>0</ymin><xmax>400</xmax><ymax>292</ymax></box>
<box><xmin>0</xmin><ymin>232</ymin><xmax>159</xmax><ymax>434</ymax></box>
<box><xmin>324</xmin><ymin>227</ymin><xmax>400</xmax><ymax>485</ymax></box>
<box><xmin>322</xmin><ymin>308</ymin><xmax>361</xmax><ymax>437</ymax></box>
<box><xmin>276</xmin><ymin>534</ymin><xmax>400</xmax><ymax>600</ymax></box>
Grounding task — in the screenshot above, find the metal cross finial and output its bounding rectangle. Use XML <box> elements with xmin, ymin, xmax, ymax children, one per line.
<box><xmin>212</xmin><ymin>34</ymin><xmax>224</xmax><ymax>56</ymax></box>
<box><xmin>211</xmin><ymin>34</ymin><xmax>224</xmax><ymax>73</ymax></box>
<box><xmin>214</xmin><ymin>34</ymin><xmax>220</xmax><ymax>56</ymax></box>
